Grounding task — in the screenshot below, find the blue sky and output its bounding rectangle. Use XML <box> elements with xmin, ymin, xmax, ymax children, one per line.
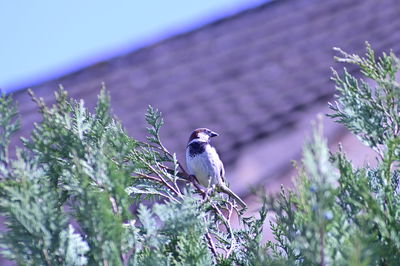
<box><xmin>0</xmin><ymin>0</ymin><xmax>265</xmax><ymax>92</ymax></box>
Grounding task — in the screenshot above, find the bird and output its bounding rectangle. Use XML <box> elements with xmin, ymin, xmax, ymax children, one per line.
<box><xmin>185</xmin><ymin>128</ymin><xmax>247</xmax><ymax>208</ymax></box>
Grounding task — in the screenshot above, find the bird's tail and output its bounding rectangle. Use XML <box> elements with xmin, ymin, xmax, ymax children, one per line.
<box><xmin>220</xmin><ymin>185</ymin><xmax>247</xmax><ymax>209</ymax></box>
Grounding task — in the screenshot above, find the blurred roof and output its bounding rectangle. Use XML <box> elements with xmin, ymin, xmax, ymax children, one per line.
<box><xmin>12</xmin><ymin>0</ymin><xmax>400</xmax><ymax>166</ymax></box>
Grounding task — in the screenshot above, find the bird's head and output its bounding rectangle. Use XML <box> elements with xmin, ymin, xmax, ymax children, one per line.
<box><xmin>188</xmin><ymin>128</ymin><xmax>219</xmax><ymax>144</ymax></box>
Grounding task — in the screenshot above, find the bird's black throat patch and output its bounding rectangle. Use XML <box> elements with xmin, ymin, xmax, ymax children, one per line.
<box><xmin>188</xmin><ymin>141</ymin><xmax>207</xmax><ymax>157</ymax></box>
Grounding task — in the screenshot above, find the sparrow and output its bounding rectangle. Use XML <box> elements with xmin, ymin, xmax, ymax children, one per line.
<box><xmin>185</xmin><ymin>128</ymin><xmax>246</xmax><ymax>208</ymax></box>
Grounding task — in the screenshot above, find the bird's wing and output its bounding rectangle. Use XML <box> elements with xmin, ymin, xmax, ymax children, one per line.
<box><xmin>219</xmin><ymin>159</ymin><xmax>226</xmax><ymax>184</ymax></box>
<box><xmin>185</xmin><ymin>148</ymin><xmax>193</xmax><ymax>175</ymax></box>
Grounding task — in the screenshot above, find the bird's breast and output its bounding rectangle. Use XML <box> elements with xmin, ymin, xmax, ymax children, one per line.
<box><xmin>186</xmin><ymin>143</ymin><xmax>222</xmax><ymax>187</ymax></box>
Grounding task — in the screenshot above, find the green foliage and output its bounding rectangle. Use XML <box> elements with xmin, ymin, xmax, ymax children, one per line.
<box><xmin>134</xmin><ymin>197</ymin><xmax>212</xmax><ymax>265</ymax></box>
<box><xmin>262</xmin><ymin>44</ymin><xmax>400</xmax><ymax>265</ymax></box>
<box><xmin>330</xmin><ymin>43</ymin><xmax>400</xmax><ymax>156</ymax></box>
<box><xmin>0</xmin><ymin>84</ymin><xmax>261</xmax><ymax>265</ymax></box>
<box><xmin>1</xmin><ymin>43</ymin><xmax>400</xmax><ymax>265</ymax></box>
<box><xmin>0</xmin><ymin>154</ymin><xmax>88</xmax><ymax>266</ymax></box>
<box><xmin>0</xmin><ymin>93</ymin><xmax>19</xmax><ymax>177</ymax></box>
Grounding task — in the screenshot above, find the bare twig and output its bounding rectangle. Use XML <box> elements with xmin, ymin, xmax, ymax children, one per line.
<box><xmin>188</xmin><ymin>175</ymin><xmax>206</xmax><ymax>197</ymax></box>
<box><xmin>210</xmin><ymin>203</ymin><xmax>236</xmax><ymax>258</ymax></box>
<box><xmin>205</xmin><ymin>230</ymin><xmax>218</xmax><ymax>260</ymax></box>
<box><xmin>109</xmin><ymin>196</ymin><xmax>119</xmax><ymax>214</ymax></box>
<box><xmin>136</xmin><ymin>156</ymin><xmax>181</xmax><ymax>197</ymax></box>
<box><xmin>158</xmin><ymin>164</ymin><xmax>189</xmax><ymax>182</ymax></box>
<box><xmin>139</xmin><ymin>140</ymin><xmax>189</xmax><ymax>175</ymax></box>
<box><xmin>133</xmin><ymin>171</ymin><xmax>162</xmax><ymax>183</ymax></box>
<box><xmin>226</xmin><ymin>201</ymin><xmax>234</xmax><ymax>221</ymax></box>
<box><xmin>132</xmin><ymin>172</ymin><xmax>181</xmax><ymax>203</ymax></box>
<box><xmin>155</xmin><ymin>162</ymin><xmax>183</xmax><ymax>195</ymax></box>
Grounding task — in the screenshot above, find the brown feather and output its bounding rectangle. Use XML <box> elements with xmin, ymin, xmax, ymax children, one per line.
<box><xmin>187</xmin><ymin>128</ymin><xmax>208</xmax><ymax>143</ymax></box>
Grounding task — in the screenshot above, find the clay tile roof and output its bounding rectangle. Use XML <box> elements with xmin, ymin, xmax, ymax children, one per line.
<box><xmin>11</xmin><ymin>0</ymin><xmax>400</xmax><ymax>166</ymax></box>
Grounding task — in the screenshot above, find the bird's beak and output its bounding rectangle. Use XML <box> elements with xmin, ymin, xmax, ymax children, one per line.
<box><xmin>210</xmin><ymin>131</ymin><xmax>219</xmax><ymax>137</ymax></box>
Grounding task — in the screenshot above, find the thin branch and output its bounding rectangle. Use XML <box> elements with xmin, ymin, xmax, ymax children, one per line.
<box><xmin>140</xmin><ymin>140</ymin><xmax>189</xmax><ymax>175</ymax></box>
<box><xmin>188</xmin><ymin>174</ymin><xmax>206</xmax><ymax>197</ymax></box>
<box><xmin>136</xmin><ymin>156</ymin><xmax>181</xmax><ymax>197</ymax></box>
<box><xmin>132</xmin><ymin>172</ymin><xmax>180</xmax><ymax>202</ymax></box>
<box><xmin>226</xmin><ymin>201</ymin><xmax>234</xmax><ymax>221</ymax></box>
<box><xmin>158</xmin><ymin>164</ymin><xmax>190</xmax><ymax>180</ymax></box>
<box><xmin>205</xmin><ymin>230</ymin><xmax>218</xmax><ymax>260</ymax></box>
<box><xmin>109</xmin><ymin>196</ymin><xmax>118</xmax><ymax>214</ymax></box>
<box><xmin>210</xmin><ymin>202</ymin><xmax>236</xmax><ymax>258</ymax></box>
<box><xmin>155</xmin><ymin>162</ymin><xmax>183</xmax><ymax>195</ymax></box>
<box><xmin>133</xmin><ymin>171</ymin><xmax>163</xmax><ymax>183</ymax></box>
